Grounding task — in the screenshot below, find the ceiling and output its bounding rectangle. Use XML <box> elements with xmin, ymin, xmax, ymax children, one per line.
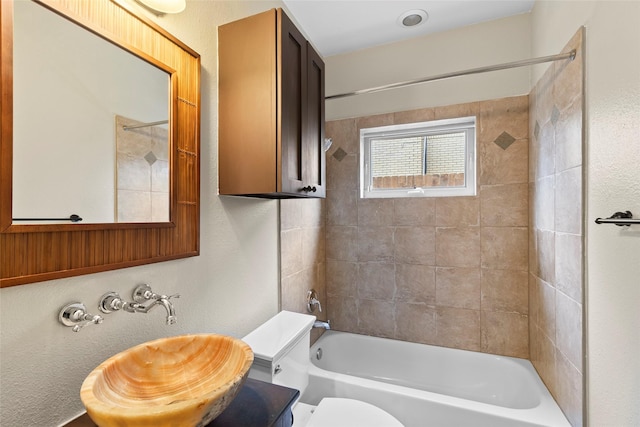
<box><xmin>282</xmin><ymin>0</ymin><xmax>535</xmax><ymax>57</ymax></box>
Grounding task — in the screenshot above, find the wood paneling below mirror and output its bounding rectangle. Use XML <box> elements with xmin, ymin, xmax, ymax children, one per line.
<box><xmin>0</xmin><ymin>0</ymin><xmax>201</xmax><ymax>287</ymax></box>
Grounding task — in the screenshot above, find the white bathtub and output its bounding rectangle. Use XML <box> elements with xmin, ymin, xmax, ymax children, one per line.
<box><xmin>300</xmin><ymin>331</ymin><xmax>570</xmax><ymax>427</ymax></box>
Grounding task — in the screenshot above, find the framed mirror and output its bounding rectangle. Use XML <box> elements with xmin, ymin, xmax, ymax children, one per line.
<box><xmin>0</xmin><ymin>0</ymin><xmax>201</xmax><ymax>287</ymax></box>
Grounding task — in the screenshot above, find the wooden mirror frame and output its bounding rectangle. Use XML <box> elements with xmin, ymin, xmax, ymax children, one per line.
<box><xmin>0</xmin><ymin>0</ymin><xmax>200</xmax><ymax>287</ymax></box>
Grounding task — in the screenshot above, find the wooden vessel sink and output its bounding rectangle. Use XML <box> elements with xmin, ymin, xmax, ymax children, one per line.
<box><xmin>80</xmin><ymin>334</ymin><xmax>253</xmax><ymax>427</ymax></box>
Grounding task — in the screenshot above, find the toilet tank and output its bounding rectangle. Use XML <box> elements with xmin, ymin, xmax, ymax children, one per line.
<box><xmin>242</xmin><ymin>311</ymin><xmax>315</xmax><ymax>394</ymax></box>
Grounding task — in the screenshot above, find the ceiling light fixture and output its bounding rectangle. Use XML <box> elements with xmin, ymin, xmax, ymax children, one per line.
<box><xmin>137</xmin><ymin>0</ymin><xmax>186</xmax><ymax>14</ymax></box>
<box><xmin>398</xmin><ymin>9</ymin><xmax>428</xmax><ymax>28</ymax></box>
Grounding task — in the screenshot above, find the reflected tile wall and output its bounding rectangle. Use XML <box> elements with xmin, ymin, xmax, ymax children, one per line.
<box><xmin>116</xmin><ymin>115</ymin><xmax>169</xmax><ymax>222</ymax></box>
<box><xmin>529</xmin><ymin>29</ymin><xmax>584</xmax><ymax>426</ymax></box>
<box><xmin>324</xmin><ymin>95</ymin><xmax>530</xmax><ymax>358</ymax></box>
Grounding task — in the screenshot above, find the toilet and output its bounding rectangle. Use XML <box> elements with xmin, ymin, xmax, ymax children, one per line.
<box><xmin>242</xmin><ymin>310</ymin><xmax>403</xmax><ymax>427</ymax></box>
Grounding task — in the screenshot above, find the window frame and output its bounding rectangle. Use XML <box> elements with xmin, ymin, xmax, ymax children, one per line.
<box><xmin>360</xmin><ymin>116</ymin><xmax>477</xmax><ymax>199</ymax></box>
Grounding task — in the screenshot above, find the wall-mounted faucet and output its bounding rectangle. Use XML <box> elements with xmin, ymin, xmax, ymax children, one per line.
<box><xmin>58</xmin><ymin>302</ymin><xmax>103</xmax><ymax>332</ymax></box>
<box><xmin>99</xmin><ymin>284</ymin><xmax>179</xmax><ymax>325</ymax></box>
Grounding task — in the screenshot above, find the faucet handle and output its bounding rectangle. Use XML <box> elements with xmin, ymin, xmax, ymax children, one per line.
<box><xmin>59</xmin><ymin>303</ymin><xmax>104</xmax><ymax>333</ymax></box>
<box><xmin>133</xmin><ymin>284</ymin><xmax>179</xmax><ymax>303</ymax></box>
<box><xmin>307</xmin><ymin>289</ymin><xmax>322</xmax><ymax>313</ymax></box>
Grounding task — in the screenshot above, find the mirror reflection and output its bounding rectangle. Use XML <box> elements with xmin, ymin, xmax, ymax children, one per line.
<box><xmin>12</xmin><ymin>0</ymin><xmax>170</xmax><ymax>224</ymax></box>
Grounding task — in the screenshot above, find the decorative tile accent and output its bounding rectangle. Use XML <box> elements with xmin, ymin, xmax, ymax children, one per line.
<box><xmin>494</xmin><ymin>131</ymin><xmax>516</xmax><ymax>150</ymax></box>
<box><xmin>144</xmin><ymin>151</ymin><xmax>157</xmax><ymax>166</ymax></box>
<box><xmin>534</xmin><ymin>121</ymin><xmax>541</xmax><ymax>140</ymax></box>
<box><xmin>332</xmin><ymin>147</ymin><xmax>347</xmax><ymax>161</ymax></box>
<box><xmin>550</xmin><ymin>106</ymin><xmax>561</xmax><ymax>125</ymax></box>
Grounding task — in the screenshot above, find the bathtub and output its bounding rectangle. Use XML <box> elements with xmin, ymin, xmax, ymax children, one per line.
<box><xmin>300</xmin><ymin>331</ymin><xmax>570</xmax><ymax>427</ymax></box>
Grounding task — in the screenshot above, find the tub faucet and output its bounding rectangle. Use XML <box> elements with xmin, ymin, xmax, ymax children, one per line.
<box><xmin>313</xmin><ymin>320</ymin><xmax>331</xmax><ymax>330</ymax></box>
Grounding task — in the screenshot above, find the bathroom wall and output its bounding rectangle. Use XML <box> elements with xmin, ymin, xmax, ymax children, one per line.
<box><xmin>0</xmin><ymin>2</ymin><xmax>284</xmax><ymax>426</ymax></box>
<box><xmin>324</xmin><ymin>96</ymin><xmax>530</xmax><ymax>358</ymax></box>
<box><xmin>530</xmin><ymin>2</ymin><xmax>640</xmax><ymax>425</ymax></box>
<box><xmin>529</xmin><ymin>30</ymin><xmax>584</xmax><ymax>427</ymax></box>
<box><xmin>280</xmin><ymin>199</ymin><xmax>327</xmax><ymax>343</ymax></box>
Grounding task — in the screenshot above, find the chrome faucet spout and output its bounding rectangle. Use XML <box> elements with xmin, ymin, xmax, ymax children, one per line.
<box><xmin>313</xmin><ymin>320</ymin><xmax>331</xmax><ymax>330</ymax></box>
<box><xmin>136</xmin><ymin>298</ymin><xmax>177</xmax><ymax>325</ymax></box>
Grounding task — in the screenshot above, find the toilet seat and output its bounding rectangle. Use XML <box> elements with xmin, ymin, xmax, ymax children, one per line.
<box><xmin>305</xmin><ymin>398</ymin><xmax>403</xmax><ymax>427</ymax></box>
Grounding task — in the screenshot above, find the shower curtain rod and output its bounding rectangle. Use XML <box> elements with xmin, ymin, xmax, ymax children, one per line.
<box><xmin>122</xmin><ymin>120</ymin><xmax>168</xmax><ymax>131</ymax></box>
<box><xmin>325</xmin><ymin>50</ymin><xmax>576</xmax><ymax>100</ymax></box>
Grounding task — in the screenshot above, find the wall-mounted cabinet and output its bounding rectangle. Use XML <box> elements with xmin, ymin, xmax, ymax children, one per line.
<box><xmin>219</xmin><ymin>8</ymin><xmax>325</xmax><ymax>198</ymax></box>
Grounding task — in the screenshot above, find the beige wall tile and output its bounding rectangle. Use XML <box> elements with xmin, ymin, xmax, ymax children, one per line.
<box><xmin>555</xmin><ymin>232</ymin><xmax>582</xmax><ymax>302</ymax></box>
<box><xmin>326</xmin><ymin>118</ymin><xmax>358</xmax><ymax>155</ymax></box>
<box><xmin>327</xmin><ymin>154</ymin><xmax>358</xmax><ymax>190</ymax></box>
<box><xmin>358</xmin><ymin>226</ymin><xmax>395</xmax><ymax>262</ymax></box>
<box><xmin>534</xmin><ymin>67</ymin><xmax>555</xmax><ymax>127</ymax></box>
<box><xmin>479</xmin><ymin>95</ymin><xmax>529</xmax><ymax>143</ymax></box>
<box><xmin>358</xmin><ymin>198</ymin><xmax>395</xmax><ymax>226</ymax></box>
<box><xmin>532</xmin><ymin>175</ymin><xmax>555</xmax><ymax>231</ymax></box>
<box><xmin>481</xmin><ymin>269</ymin><xmax>528</xmax><ymax>314</ymax></box>
<box><xmin>556</xmin><ymin>291</ymin><xmax>583</xmax><ymax>371</ymax></box>
<box><xmin>327</xmin><ymin>188</ymin><xmax>358</xmax><ymax>226</ymax></box>
<box><xmin>358</xmin><ymin>299</ymin><xmax>395</xmax><ymax>338</ymax></box>
<box><xmin>555</xmin><ymin>167</ymin><xmax>582</xmax><ymax>235</ymax></box>
<box><xmin>436</xmin><ymin>267</ymin><xmax>481</xmax><ymax>309</ymax></box>
<box><xmin>281</xmin><ymin>228</ymin><xmax>303</xmax><ymax>278</ymax></box>
<box><xmin>481</xmin><ymin>227</ymin><xmax>528</xmax><ymax>271</ymax></box>
<box><xmin>436</xmin><ymin>197</ymin><xmax>479</xmax><ymax>227</ymax></box>
<box><xmin>394</xmin><ymin>198</ymin><xmax>436</xmax><ymax>226</ymax></box>
<box><xmin>480</xmin><ymin>183</ymin><xmax>528</xmax><ymax>227</ymax></box>
<box><xmin>326</xmin><ymin>260</ymin><xmax>358</xmax><ymax>297</ymax></box>
<box><xmin>281</xmin><ymin>267</ymin><xmax>314</xmax><ymax>314</ymax></box>
<box><xmin>536</xmin><ymin>229</ymin><xmax>556</xmax><ymax>284</ymax></box>
<box><xmin>436</xmin><ymin>227</ymin><xmax>481</xmax><ymax>268</ymax></box>
<box><xmin>356</xmin><ymin>113</ymin><xmax>395</xmax><ymax>131</ymax></box>
<box><xmin>300</xmin><ymin>198</ymin><xmax>325</xmax><ymax>227</ymax></box>
<box><xmin>395</xmin><ymin>303</ymin><xmax>437</xmax><ymax>343</ymax></box>
<box><xmin>555</xmin><ymin>351</ymin><xmax>583</xmax><ymax>427</ymax></box>
<box><xmin>280</xmin><ymin>199</ymin><xmax>302</xmax><ymax>230</ymax></box>
<box><xmin>533</xmin><ymin>329</ymin><xmax>558</xmax><ymax>397</ymax></box>
<box><xmin>326</xmin><ymin>226</ymin><xmax>358</xmax><ymax>261</ymax></box>
<box><xmin>435</xmin><ymin>307</ymin><xmax>481</xmax><ymax>351</ymax></box>
<box><xmin>479</xmin><ymin>139</ymin><xmax>529</xmax><ymax>185</ymax></box>
<box><xmin>553</xmin><ymin>33</ymin><xmax>583</xmax><ymax>113</ymax></box>
<box><xmin>302</xmin><ymin>226</ymin><xmax>325</xmax><ymax>269</ymax></box>
<box><xmin>481</xmin><ymin>311</ymin><xmax>529</xmax><ymax>358</ymax></box>
<box><xmin>529</xmin><ymin>273</ymin><xmax>539</xmax><ymax>326</ymax></box>
<box><xmin>327</xmin><ymin>295</ymin><xmax>358</xmax><ymax>332</ymax></box>
<box><xmin>395</xmin><ymin>226</ymin><xmax>436</xmax><ymax>265</ymax></box>
<box><xmin>538</xmin><ymin>278</ymin><xmax>557</xmax><ymax>343</ymax></box>
<box><xmin>434</xmin><ymin>102</ymin><xmax>479</xmax><ymax>120</ymax></box>
<box><xmin>357</xmin><ymin>262</ymin><xmax>396</xmax><ymax>300</ymax></box>
<box><xmin>535</xmin><ymin>121</ymin><xmax>556</xmax><ymax>179</ymax></box>
<box><xmin>396</xmin><ymin>264</ymin><xmax>436</xmax><ymax>304</ymax></box>
<box><xmin>393</xmin><ymin>107</ymin><xmax>435</xmax><ymax>125</ymax></box>
<box><xmin>555</xmin><ymin>96</ymin><xmax>583</xmax><ymax>173</ymax></box>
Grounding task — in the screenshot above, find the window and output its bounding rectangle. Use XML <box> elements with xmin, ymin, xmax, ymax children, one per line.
<box><xmin>360</xmin><ymin>116</ymin><xmax>476</xmax><ymax>198</ymax></box>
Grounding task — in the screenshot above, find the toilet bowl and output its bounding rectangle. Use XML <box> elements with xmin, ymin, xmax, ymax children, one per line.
<box><xmin>242</xmin><ymin>311</ymin><xmax>403</xmax><ymax>427</ymax></box>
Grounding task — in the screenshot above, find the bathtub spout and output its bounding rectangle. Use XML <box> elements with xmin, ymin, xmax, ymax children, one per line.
<box><xmin>313</xmin><ymin>320</ymin><xmax>331</xmax><ymax>330</ymax></box>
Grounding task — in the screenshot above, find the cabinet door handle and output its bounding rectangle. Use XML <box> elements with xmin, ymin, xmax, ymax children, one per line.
<box><xmin>302</xmin><ymin>186</ymin><xmax>317</xmax><ymax>193</ymax></box>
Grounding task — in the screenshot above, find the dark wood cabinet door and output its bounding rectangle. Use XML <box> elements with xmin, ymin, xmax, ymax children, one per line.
<box><xmin>304</xmin><ymin>43</ymin><xmax>326</xmax><ymax>198</ymax></box>
<box><xmin>278</xmin><ymin>10</ymin><xmax>307</xmax><ymax>195</ymax></box>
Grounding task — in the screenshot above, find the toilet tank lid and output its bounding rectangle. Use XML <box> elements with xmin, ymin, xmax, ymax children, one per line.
<box><xmin>242</xmin><ymin>310</ymin><xmax>316</xmax><ymax>362</ymax></box>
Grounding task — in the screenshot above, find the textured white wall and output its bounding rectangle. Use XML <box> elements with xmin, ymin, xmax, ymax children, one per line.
<box><xmin>325</xmin><ymin>13</ymin><xmax>531</xmax><ymax>120</ymax></box>
<box><xmin>0</xmin><ymin>1</ymin><xmax>282</xmax><ymax>426</ymax></box>
<box><xmin>531</xmin><ymin>1</ymin><xmax>640</xmax><ymax>425</ymax></box>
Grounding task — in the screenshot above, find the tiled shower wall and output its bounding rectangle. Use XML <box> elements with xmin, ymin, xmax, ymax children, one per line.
<box><xmin>529</xmin><ymin>29</ymin><xmax>584</xmax><ymax>426</ymax></box>
<box><xmin>280</xmin><ymin>198</ymin><xmax>327</xmax><ymax>343</ymax></box>
<box><xmin>323</xmin><ymin>96</ymin><xmax>530</xmax><ymax>358</ymax></box>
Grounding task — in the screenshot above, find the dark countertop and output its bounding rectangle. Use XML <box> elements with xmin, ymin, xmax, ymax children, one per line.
<box><xmin>66</xmin><ymin>378</ymin><xmax>299</xmax><ymax>427</ymax></box>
